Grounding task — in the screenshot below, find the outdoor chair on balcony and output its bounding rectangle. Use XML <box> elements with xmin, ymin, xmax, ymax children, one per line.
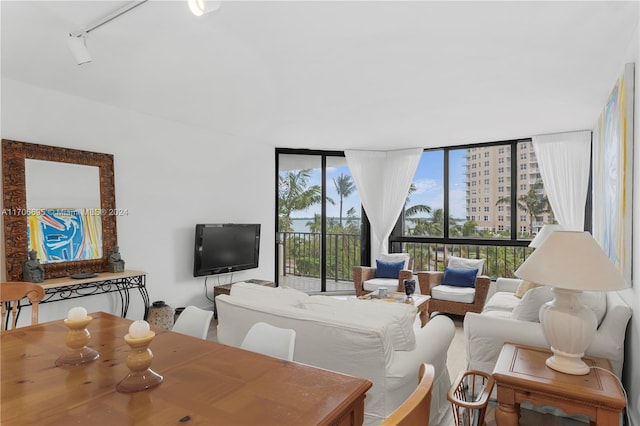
<box><xmin>417</xmin><ymin>256</ymin><xmax>491</xmax><ymax>317</ymax></box>
<box><xmin>353</xmin><ymin>253</ymin><xmax>414</xmax><ymax>297</ymax></box>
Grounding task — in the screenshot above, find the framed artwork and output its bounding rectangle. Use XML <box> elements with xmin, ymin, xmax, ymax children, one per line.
<box><xmin>27</xmin><ymin>208</ymin><xmax>103</xmax><ymax>263</ymax></box>
<box><xmin>2</xmin><ymin>140</ymin><xmax>116</xmax><ymax>280</ymax></box>
<box><xmin>592</xmin><ymin>62</ymin><xmax>634</xmax><ymax>285</ymax></box>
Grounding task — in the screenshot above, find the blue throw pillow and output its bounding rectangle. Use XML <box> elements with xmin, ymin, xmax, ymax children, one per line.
<box><xmin>375</xmin><ymin>260</ymin><xmax>405</xmax><ymax>279</ymax></box>
<box><xmin>441</xmin><ymin>267</ymin><xmax>478</xmax><ymax>288</ymax></box>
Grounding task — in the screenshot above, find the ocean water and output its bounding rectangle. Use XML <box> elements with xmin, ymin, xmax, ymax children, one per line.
<box><xmin>289</xmin><ymin>217</ymin><xmax>361</xmax><ymax>233</ymax></box>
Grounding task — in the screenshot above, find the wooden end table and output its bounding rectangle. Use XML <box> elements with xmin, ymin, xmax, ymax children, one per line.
<box><xmin>493</xmin><ymin>343</ymin><xmax>626</xmax><ymax>426</ymax></box>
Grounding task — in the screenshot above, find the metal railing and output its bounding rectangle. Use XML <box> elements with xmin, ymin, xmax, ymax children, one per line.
<box><xmin>279</xmin><ymin>232</ymin><xmax>361</xmax><ymax>282</ymax></box>
<box><xmin>279</xmin><ymin>231</ymin><xmax>534</xmax><ymax>283</ymax></box>
<box><xmin>400</xmin><ymin>242</ymin><xmax>533</xmax><ymax>278</ymax></box>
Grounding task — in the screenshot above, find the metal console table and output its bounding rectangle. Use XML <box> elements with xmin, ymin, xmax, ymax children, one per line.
<box><xmin>38</xmin><ymin>270</ymin><xmax>149</xmax><ymax>319</ymax></box>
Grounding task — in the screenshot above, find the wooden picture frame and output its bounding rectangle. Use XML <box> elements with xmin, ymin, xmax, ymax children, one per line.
<box><xmin>2</xmin><ymin>139</ymin><xmax>117</xmax><ymax>281</ymax></box>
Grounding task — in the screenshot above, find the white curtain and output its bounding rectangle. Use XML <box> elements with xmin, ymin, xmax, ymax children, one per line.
<box><xmin>345</xmin><ymin>148</ymin><xmax>422</xmax><ymax>257</ymax></box>
<box><xmin>532</xmin><ymin>131</ymin><xmax>591</xmax><ymax>231</ymax></box>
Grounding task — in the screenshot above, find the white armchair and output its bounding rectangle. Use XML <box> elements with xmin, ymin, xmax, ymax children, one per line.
<box><xmin>353</xmin><ymin>253</ymin><xmax>414</xmax><ymax>297</ymax></box>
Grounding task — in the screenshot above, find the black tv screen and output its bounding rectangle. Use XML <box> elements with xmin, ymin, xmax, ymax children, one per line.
<box><xmin>193</xmin><ymin>224</ymin><xmax>261</xmax><ymax>277</ymax></box>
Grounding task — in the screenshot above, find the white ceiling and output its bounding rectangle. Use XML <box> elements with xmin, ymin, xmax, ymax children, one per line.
<box><xmin>2</xmin><ymin>1</ymin><xmax>638</xmax><ymax>150</ymax></box>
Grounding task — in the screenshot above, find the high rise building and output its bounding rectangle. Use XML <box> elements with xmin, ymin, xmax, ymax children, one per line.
<box><xmin>465</xmin><ymin>141</ymin><xmax>554</xmax><ymax>237</ymax></box>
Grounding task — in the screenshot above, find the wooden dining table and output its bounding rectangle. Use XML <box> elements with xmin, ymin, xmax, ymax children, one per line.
<box><xmin>1</xmin><ymin>312</ymin><xmax>372</xmax><ymax>425</ymax></box>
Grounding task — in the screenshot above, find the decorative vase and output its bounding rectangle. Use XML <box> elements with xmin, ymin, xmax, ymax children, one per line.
<box><xmin>403</xmin><ymin>279</ymin><xmax>416</xmax><ymax>299</ymax></box>
<box><xmin>147</xmin><ymin>301</ymin><xmax>174</xmax><ymax>330</ymax></box>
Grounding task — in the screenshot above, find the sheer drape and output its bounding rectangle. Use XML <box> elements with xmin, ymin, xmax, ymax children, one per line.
<box><xmin>345</xmin><ymin>148</ymin><xmax>422</xmax><ymax>257</ymax></box>
<box><xmin>532</xmin><ymin>131</ymin><xmax>591</xmax><ymax>231</ymax></box>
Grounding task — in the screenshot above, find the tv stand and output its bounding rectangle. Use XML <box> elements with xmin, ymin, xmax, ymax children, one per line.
<box><xmin>213</xmin><ymin>278</ymin><xmax>274</xmax><ymax>318</ymax></box>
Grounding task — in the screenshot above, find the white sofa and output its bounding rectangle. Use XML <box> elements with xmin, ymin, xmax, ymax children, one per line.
<box><xmin>216</xmin><ymin>282</ymin><xmax>456</xmax><ymax>426</ymax></box>
<box><xmin>464</xmin><ymin>277</ymin><xmax>632</xmax><ymax>378</ymax></box>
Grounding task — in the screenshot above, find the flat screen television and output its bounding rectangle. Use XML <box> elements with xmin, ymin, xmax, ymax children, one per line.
<box><xmin>193</xmin><ymin>224</ymin><xmax>261</xmax><ymax>277</ymax></box>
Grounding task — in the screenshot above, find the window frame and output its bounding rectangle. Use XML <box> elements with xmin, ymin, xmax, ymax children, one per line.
<box><xmin>389</xmin><ymin>138</ymin><xmax>592</xmax><ymax>250</ymax></box>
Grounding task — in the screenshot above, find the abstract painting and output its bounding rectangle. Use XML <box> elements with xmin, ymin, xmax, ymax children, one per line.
<box><xmin>592</xmin><ymin>62</ymin><xmax>634</xmax><ymax>284</ymax></box>
<box><xmin>27</xmin><ymin>208</ymin><xmax>103</xmax><ymax>264</ymax></box>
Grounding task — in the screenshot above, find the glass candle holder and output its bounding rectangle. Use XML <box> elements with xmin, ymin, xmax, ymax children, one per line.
<box><xmin>55</xmin><ymin>316</ymin><xmax>100</xmax><ymax>367</ymax></box>
<box><xmin>116</xmin><ymin>331</ymin><xmax>163</xmax><ymax>393</ymax></box>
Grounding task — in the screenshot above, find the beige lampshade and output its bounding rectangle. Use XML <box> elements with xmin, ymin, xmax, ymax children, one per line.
<box><xmin>515</xmin><ymin>231</ymin><xmax>627</xmax><ymax>291</ymax></box>
<box><xmin>529</xmin><ymin>224</ymin><xmax>564</xmax><ymax>248</ymax></box>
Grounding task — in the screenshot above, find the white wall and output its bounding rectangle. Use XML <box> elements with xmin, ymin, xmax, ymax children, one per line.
<box><xmin>1</xmin><ymin>78</ymin><xmax>275</xmax><ymax>324</ymax></box>
<box><xmin>621</xmin><ymin>18</ymin><xmax>640</xmax><ymax>425</ymax></box>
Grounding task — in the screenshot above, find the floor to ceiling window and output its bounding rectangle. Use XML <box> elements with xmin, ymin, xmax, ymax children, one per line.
<box><xmin>276</xmin><ymin>149</ymin><xmax>363</xmax><ymax>293</ymax></box>
<box><xmin>279</xmin><ymin>140</ymin><xmax>590</xmax><ymax>284</ymax></box>
<box><xmin>391</xmin><ymin>138</ymin><xmax>580</xmax><ymax>278</ymax></box>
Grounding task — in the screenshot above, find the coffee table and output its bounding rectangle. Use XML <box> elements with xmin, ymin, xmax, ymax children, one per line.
<box><xmin>359</xmin><ymin>292</ymin><xmax>431</xmax><ymax>327</ymax></box>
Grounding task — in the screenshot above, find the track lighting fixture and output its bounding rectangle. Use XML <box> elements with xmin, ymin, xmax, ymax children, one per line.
<box><xmin>67</xmin><ymin>33</ymin><xmax>91</xmax><ymax>65</ymax></box>
<box><xmin>67</xmin><ymin>0</ymin><xmax>148</xmax><ymax>66</ymax></box>
<box><xmin>188</xmin><ymin>0</ymin><xmax>222</xmax><ymax>16</ymax></box>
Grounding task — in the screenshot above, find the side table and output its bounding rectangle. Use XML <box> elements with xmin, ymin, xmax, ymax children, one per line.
<box><xmin>493</xmin><ymin>343</ymin><xmax>626</xmax><ymax>426</ymax></box>
<box><xmin>212</xmin><ymin>279</ymin><xmax>275</xmax><ymax>318</ymax></box>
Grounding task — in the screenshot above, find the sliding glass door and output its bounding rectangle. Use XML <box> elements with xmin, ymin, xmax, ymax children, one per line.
<box><xmin>276</xmin><ymin>149</ymin><xmax>362</xmax><ymax>293</ymax></box>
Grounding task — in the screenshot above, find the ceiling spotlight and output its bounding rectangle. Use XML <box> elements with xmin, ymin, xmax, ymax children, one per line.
<box><xmin>66</xmin><ymin>1</ymin><xmax>149</xmax><ymax>65</ymax></box>
<box><xmin>67</xmin><ymin>33</ymin><xmax>92</xmax><ymax>66</ymax></box>
<box><xmin>188</xmin><ymin>0</ymin><xmax>221</xmax><ymax>16</ymax></box>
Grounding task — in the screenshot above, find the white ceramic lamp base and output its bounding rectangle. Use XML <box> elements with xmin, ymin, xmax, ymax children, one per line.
<box><xmin>539</xmin><ymin>288</ymin><xmax>597</xmax><ymax>375</ymax></box>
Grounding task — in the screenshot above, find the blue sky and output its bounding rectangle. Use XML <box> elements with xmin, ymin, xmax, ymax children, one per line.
<box><xmin>286</xmin><ymin>150</ymin><xmax>467</xmax><ymax>220</ymax></box>
<box><xmin>406</xmin><ymin>149</ymin><xmax>466</xmax><ymax>220</ymax></box>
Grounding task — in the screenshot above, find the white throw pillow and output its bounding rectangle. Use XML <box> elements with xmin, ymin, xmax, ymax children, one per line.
<box><xmin>447</xmin><ymin>256</ymin><xmax>484</xmax><ymax>276</ymax></box>
<box><xmin>510</xmin><ymin>286</ymin><xmax>554</xmax><ymax>322</ymax></box>
<box><xmin>378</xmin><ymin>253</ymin><xmax>410</xmax><ymax>270</ymax></box>
<box><xmin>303</xmin><ymin>296</ymin><xmax>417</xmax><ymax>351</ymax></box>
<box><xmin>514</xmin><ymin>280</ymin><xmax>541</xmax><ymax>298</ymax></box>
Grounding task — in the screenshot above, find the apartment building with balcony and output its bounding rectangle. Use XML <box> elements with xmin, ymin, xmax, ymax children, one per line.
<box><xmin>465</xmin><ymin>141</ymin><xmax>555</xmax><ymax>237</ymax></box>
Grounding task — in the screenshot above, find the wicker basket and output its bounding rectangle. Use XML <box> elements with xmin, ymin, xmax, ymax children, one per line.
<box><xmin>447</xmin><ymin>370</ymin><xmax>495</xmax><ymax>426</ymax></box>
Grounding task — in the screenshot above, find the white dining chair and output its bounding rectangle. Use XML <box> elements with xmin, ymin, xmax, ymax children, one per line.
<box><xmin>171</xmin><ymin>306</ymin><xmax>213</xmax><ymax>339</ymax></box>
<box><xmin>240</xmin><ymin>322</ymin><xmax>296</xmax><ymax>361</ymax></box>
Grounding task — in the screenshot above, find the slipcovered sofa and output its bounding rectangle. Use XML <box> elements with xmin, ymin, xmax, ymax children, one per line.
<box><xmin>464</xmin><ymin>277</ymin><xmax>632</xmax><ymax>378</ymax></box>
<box><xmin>216</xmin><ymin>282</ymin><xmax>456</xmax><ymax>426</ymax></box>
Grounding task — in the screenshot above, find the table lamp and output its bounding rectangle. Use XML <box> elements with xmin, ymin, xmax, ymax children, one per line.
<box><xmin>514</xmin><ymin>231</ymin><xmax>626</xmax><ymax>375</ymax></box>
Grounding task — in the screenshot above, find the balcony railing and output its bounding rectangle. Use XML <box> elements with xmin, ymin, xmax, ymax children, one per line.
<box><xmin>400</xmin><ymin>242</ymin><xmax>533</xmax><ymax>278</ymax></box>
<box><xmin>279</xmin><ymin>232</ymin><xmax>361</xmax><ymax>282</ymax></box>
<box><xmin>279</xmin><ymin>231</ymin><xmax>534</xmax><ymax>284</ymax></box>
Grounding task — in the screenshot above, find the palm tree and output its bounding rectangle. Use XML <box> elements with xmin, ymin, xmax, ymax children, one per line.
<box><xmin>427</xmin><ymin>208</ymin><xmax>445</xmax><ymax>236</ymax></box>
<box><xmin>343</xmin><ymin>207</ymin><xmax>360</xmax><ymax>233</ymax></box>
<box><xmin>306</xmin><ymin>214</ymin><xmax>323</xmax><ymax>233</ymax></box>
<box><xmin>496</xmin><ymin>181</ymin><xmax>549</xmax><ymax>237</ymax></box>
<box><xmin>333</xmin><ymin>173</ymin><xmax>355</xmax><ymax>228</ymax></box>
<box><xmin>404</xmin><ymin>183</ymin><xmax>432</xmax><ymax>235</ymax></box>
<box><xmin>278</xmin><ymin>169</ymin><xmax>322</xmax><ymax>231</ymax></box>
